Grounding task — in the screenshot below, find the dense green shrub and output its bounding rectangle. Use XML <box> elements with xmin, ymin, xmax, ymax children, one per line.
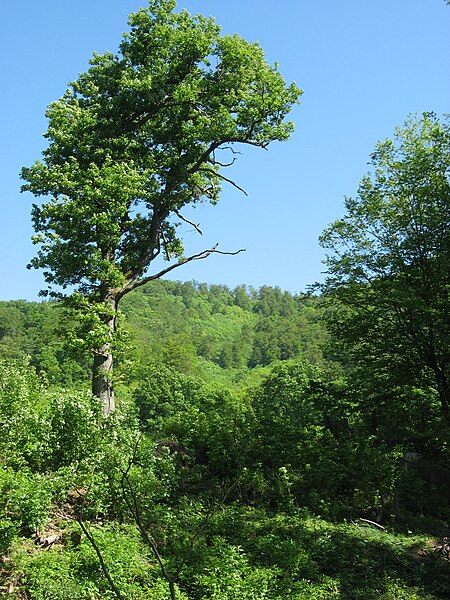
<box><xmin>47</xmin><ymin>390</ymin><xmax>102</xmax><ymax>468</ymax></box>
<box><xmin>0</xmin><ymin>280</ymin><xmax>449</xmax><ymax>598</ymax></box>
<box><xmin>0</xmin><ymin>359</ymin><xmax>52</xmax><ymax>469</ymax></box>
<box><xmin>0</xmin><ymin>359</ymin><xmax>103</xmax><ymax>474</ymax></box>
<box><xmin>134</xmin><ymin>364</ymin><xmax>252</xmax><ymax>481</ymax></box>
<box><xmin>0</xmin><ymin>467</ymin><xmax>52</xmax><ymax>535</ymax></box>
<box><xmin>191</xmin><ymin>537</ymin><xmax>280</xmax><ymax>600</ymax></box>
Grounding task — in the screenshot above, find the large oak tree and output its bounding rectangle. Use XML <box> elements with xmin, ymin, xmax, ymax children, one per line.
<box><xmin>21</xmin><ymin>0</ymin><xmax>301</xmax><ymax>415</ymax></box>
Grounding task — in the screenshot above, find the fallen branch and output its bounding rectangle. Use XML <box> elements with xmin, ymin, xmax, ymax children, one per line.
<box><xmin>359</xmin><ymin>518</ymin><xmax>386</xmax><ymax>530</ymax></box>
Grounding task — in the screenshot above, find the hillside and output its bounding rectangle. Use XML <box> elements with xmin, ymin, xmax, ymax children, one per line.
<box><xmin>1</xmin><ymin>281</ymin><xmax>449</xmax><ymax>598</ymax></box>
<box><xmin>0</xmin><ymin>281</ymin><xmax>328</xmax><ymax>388</ymax></box>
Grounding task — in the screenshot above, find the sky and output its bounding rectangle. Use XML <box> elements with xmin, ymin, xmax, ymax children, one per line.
<box><xmin>1</xmin><ymin>0</ymin><xmax>449</xmax><ymax>301</ymax></box>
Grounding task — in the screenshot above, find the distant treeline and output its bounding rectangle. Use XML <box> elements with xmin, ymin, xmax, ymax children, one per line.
<box><xmin>0</xmin><ymin>281</ymin><xmax>327</xmax><ymax>387</ymax></box>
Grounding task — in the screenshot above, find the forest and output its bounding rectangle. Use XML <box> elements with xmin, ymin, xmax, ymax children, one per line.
<box><xmin>1</xmin><ymin>1</ymin><xmax>450</xmax><ymax>598</ymax></box>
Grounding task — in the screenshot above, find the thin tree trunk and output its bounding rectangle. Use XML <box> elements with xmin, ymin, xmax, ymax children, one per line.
<box><xmin>435</xmin><ymin>367</ymin><xmax>450</xmax><ymax>422</ymax></box>
<box><xmin>427</xmin><ymin>346</ymin><xmax>450</xmax><ymax>422</ymax></box>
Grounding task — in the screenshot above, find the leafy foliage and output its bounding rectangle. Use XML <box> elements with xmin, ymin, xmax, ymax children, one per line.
<box><xmin>1</xmin><ymin>342</ymin><xmax>449</xmax><ymax>597</ymax></box>
<box><xmin>320</xmin><ymin>113</ymin><xmax>450</xmax><ymax>426</ymax></box>
<box><xmin>0</xmin><ymin>282</ymin><xmax>327</xmax><ymax>389</ymax></box>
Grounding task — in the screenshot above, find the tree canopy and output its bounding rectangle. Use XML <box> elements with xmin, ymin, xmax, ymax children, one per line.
<box><xmin>21</xmin><ymin>0</ymin><xmax>300</xmax><ymax>299</ymax></box>
<box><xmin>320</xmin><ymin>112</ymin><xmax>450</xmax><ymax>421</ymax></box>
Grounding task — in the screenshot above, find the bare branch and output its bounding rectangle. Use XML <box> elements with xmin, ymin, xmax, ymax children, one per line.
<box><xmin>120</xmin><ymin>439</ymin><xmax>220</xmax><ymax>595</ymax></box>
<box><xmin>174</xmin><ymin>482</ymin><xmax>238</xmax><ymax>579</ymax></box>
<box><xmin>174</xmin><ymin>210</ymin><xmax>203</xmax><ymax>235</ymax></box>
<box><xmin>188</xmin><ymin>141</ymin><xmax>222</xmax><ymax>174</ymax></box>
<box><xmin>174</xmin><ymin>503</ymin><xmax>213</xmax><ymax>580</ymax></box>
<box><xmin>210</xmin><ymin>147</ymin><xmax>238</xmax><ymax>168</ymax></box>
<box><xmin>75</xmin><ymin>510</ymin><xmax>125</xmax><ymax>600</ymax></box>
<box><xmin>73</xmin><ymin>484</ymin><xmax>124</xmax><ymax>599</ymax></box>
<box><xmin>120</xmin><ymin>473</ymin><xmax>176</xmax><ymax>600</ymax></box>
<box><xmin>208</xmin><ymin>156</ymin><xmax>237</xmax><ymax>168</ymax></box>
<box><xmin>358</xmin><ymin>518</ymin><xmax>386</xmax><ymax>530</ymax></box>
<box><xmin>220</xmin><ymin>146</ymin><xmax>243</xmax><ymax>156</ymax></box>
<box><xmin>188</xmin><ymin>133</ymin><xmax>268</xmax><ymax>177</ymax></box>
<box><xmin>119</xmin><ymin>438</ymin><xmax>177</xmax><ymax>600</ymax></box>
<box><xmin>199</xmin><ymin>167</ymin><xmax>248</xmax><ymax>196</ymax></box>
<box><xmin>120</xmin><ymin>245</ymin><xmax>245</xmax><ymax>297</ymax></box>
<box><xmin>122</xmin><ymin>434</ymin><xmax>142</xmax><ymax>480</ymax></box>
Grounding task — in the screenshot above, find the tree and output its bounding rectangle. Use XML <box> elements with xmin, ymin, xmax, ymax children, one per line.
<box><xmin>320</xmin><ymin>113</ymin><xmax>450</xmax><ymax>423</ymax></box>
<box><xmin>21</xmin><ymin>0</ymin><xmax>301</xmax><ymax>415</ymax></box>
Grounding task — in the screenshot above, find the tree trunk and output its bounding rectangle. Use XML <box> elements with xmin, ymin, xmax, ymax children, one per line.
<box><xmin>92</xmin><ymin>346</ymin><xmax>115</xmax><ymax>416</ymax></box>
<box><xmin>92</xmin><ymin>293</ymin><xmax>118</xmax><ymax>417</ymax></box>
<box><xmin>435</xmin><ymin>367</ymin><xmax>450</xmax><ymax>422</ymax></box>
<box><xmin>427</xmin><ymin>346</ymin><xmax>450</xmax><ymax>422</ymax></box>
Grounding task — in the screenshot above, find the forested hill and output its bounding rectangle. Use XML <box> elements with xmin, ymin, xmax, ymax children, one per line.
<box><xmin>0</xmin><ymin>280</ymin><xmax>327</xmax><ymax>387</ymax></box>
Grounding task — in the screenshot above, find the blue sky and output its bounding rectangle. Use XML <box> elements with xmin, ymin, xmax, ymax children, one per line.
<box><xmin>1</xmin><ymin>0</ymin><xmax>449</xmax><ymax>301</ymax></box>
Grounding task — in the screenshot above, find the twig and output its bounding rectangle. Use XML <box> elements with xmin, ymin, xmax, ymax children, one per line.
<box><xmin>359</xmin><ymin>518</ymin><xmax>386</xmax><ymax>530</ymax></box>
<box><xmin>76</xmin><ymin>517</ymin><xmax>125</xmax><ymax>600</ymax></box>
<box><xmin>198</xmin><ymin>166</ymin><xmax>248</xmax><ymax>196</ymax></box>
<box><xmin>174</xmin><ymin>210</ymin><xmax>203</xmax><ymax>235</ymax></box>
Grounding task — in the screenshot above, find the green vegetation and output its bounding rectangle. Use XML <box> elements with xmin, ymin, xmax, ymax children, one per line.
<box><xmin>0</xmin><ymin>278</ymin><xmax>449</xmax><ymax>598</ymax></box>
<box><xmin>320</xmin><ymin>113</ymin><xmax>450</xmax><ymax>429</ymax></box>
<box><xmin>0</xmin><ymin>280</ymin><xmax>327</xmax><ymax>389</ymax></box>
<box><xmin>1</xmin><ymin>0</ymin><xmax>449</xmax><ymax>596</ymax></box>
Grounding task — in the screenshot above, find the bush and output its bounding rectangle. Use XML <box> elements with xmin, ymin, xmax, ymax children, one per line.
<box><xmin>0</xmin><ymin>360</ymin><xmax>101</xmax><ymax>473</ymax></box>
<box><xmin>0</xmin><ymin>467</ymin><xmax>52</xmax><ymax>534</ymax></box>
<box><xmin>190</xmin><ymin>537</ymin><xmax>281</xmax><ymax>600</ymax></box>
<box><xmin>134</xmin><ymin>365</ymin><xmax>252</xmax><ymax>482</ymax></box>
<box><xmin>47</xmin><ymin>390</ymin><xmax>102</xmax><ymax>468</ymax></box>
<box><xmin>0</xmin><ymin>359</ymin><xmax>52</xmax><ymax>469</ymax></box>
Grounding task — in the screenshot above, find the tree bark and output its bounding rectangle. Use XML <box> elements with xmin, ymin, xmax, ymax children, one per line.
<box><xmin>92</xmin><ymin>346</ymin><xmax>115</xmax><ymax>416</ymax></box>
<box><xmin>92</xmin><ymin>293</ymin><xmax>118</xmax><ymax>417</ymax></box>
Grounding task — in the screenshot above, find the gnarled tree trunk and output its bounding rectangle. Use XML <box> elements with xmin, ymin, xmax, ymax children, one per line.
<box><xmin>92</xmin><ymin>346</ymin><xmax>115</xmax><ymax>416</ymax></box>
<box><xmin>92</xmin><ymin>293</ymin><xmax>118</xmax><ymax>417</ymax></box>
